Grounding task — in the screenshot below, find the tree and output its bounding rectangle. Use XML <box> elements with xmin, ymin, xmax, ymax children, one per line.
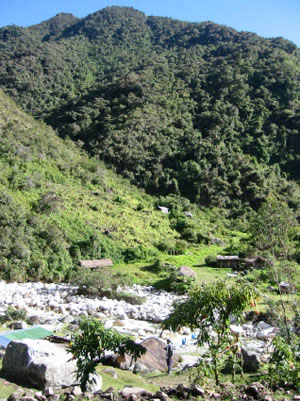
<box><xmin>249</xmin><ymin>196</ymin><xmax>296</xmax><ymax>341</ymax></box>
<box><xmin>162</xmin><ymin>280</ymin><xmax>258</xmax><ymax>385</ymax></box>
<box><xmin>249</xmin><ymin>195</ymin><xmax>296</xmax><ymax>258</ymax></box>
<box><xmin>69</xmin><ymin>317</ymin><xmax>146</xmax><ymax>391</ymax></box>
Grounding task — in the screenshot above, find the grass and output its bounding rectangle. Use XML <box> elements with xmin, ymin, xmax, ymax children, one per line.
<box><xmin>98</xmin><ymin>366</ymin><xmax>159</xmax><ymax>392</ymax></box>
<box><xmin>0</xmin><ymin>360</ymin><xmax>38</xmax><ymax>399</ymax></box>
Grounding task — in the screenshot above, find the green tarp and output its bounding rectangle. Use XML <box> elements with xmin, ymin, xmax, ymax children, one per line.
<box><xmin>0</xmin><ymin>326</ymin><xmax>53</xmax><ymax>348</ymax></box>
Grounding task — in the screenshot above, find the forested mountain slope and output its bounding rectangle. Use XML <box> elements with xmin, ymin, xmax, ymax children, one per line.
<box><xmin>1</xmin><ymin>7</ymin><xmax>300</xmax><ymax>213</ymax></box>
<box><xmin>0</xmin><ymin>89</ymin><xmax>188</xmax><ymax>281</ymax></box>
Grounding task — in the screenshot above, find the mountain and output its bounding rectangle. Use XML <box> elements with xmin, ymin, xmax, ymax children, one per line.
<box><xmin>1</xmin><ymin>88</ymin><xmax>204</xmax><ymax>281</ymax></box>
<box><xmin>1</xmin><ymin>6</ymin><xmax>300</xmax><ymax>214</ymax></box>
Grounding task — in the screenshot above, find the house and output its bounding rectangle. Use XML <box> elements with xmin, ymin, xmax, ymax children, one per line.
<box><xmin>243</xmin><ymin>256</ymin><xmax>268</xmax><ymax>269</ymax></box>
<box><xmin>279</xmin><ymin>281</ymin><xmax>295</xmax><ymax>294</ymax></box>
<box><xmin>79</xmin><ymin>258</ymin><xmax>113</xmax><ymax>269</ymax></box>
<box><xmin>158</xmin><ymin>206</ymin><xmax>169</xmax><ymax>214</ymax></box>
<box><xmin>216</xmin><ymin>255</ymin><xmax>240</xmax><ymax>269</ymax></box>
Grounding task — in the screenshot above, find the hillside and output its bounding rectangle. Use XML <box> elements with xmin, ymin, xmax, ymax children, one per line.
<box><xmin>1</xmin><ymin>7</ymin><xmax>300</xmax><ymax>214</ymax></box>
<box><xmin>2</xmin><ymin>88</ymin><xmax>221</xmax><ymax>282</ymax></box>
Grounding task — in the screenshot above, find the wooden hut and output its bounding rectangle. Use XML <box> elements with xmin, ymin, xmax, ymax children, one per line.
<box><xmin>216</xmin><ymin>255</ymin><xmax>240</xmax><ymax>269</ymax></box>
<box><xmin>243</xmin><ymin>256</ymin><xmax>268</xmax><ymax>269</ymax></box>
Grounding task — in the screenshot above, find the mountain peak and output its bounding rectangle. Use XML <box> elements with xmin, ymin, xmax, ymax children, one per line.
<box><xmin>28</xmin><ymin>12</ymin><xmax>79</xmax><ymax>40</ymax></box>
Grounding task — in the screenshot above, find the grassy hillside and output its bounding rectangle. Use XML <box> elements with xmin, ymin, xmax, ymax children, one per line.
<box><xmin>1</xmin><ymin>7</ymin><xmax>300</xmax><ymax>214</ymax></box>
<box><xmin>0</xmin><ymin>89</ymin><xmax>231</xmax><ymax>282</ymax></box>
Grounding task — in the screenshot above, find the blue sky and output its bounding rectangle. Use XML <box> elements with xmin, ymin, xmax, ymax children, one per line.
<box><xmin>1</xmin><ymin>0</ymin><xmax>300</xmax><ymax>47</ymax></box>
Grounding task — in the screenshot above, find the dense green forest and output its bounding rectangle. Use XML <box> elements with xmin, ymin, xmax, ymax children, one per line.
<box><xmin>0</xmin><ymin>88</ymin><xmax>201</xmax><ymax>281</ymax></box>
<box><xmin>1</xmin><ymin>7</ymin><xmax>300</xmax><ymax>215</ymax></box>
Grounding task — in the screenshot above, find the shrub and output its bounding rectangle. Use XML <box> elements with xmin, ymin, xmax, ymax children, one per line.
<box><xmin>122</xmin><ymin>245</ymin><xmax>150</xmax><ymax>262</ymax></box>
<box><xmin>70</xmin><ymin>268</ymin><xmax>118</xmax><ymax>297</ymax></box>
<box><xmin>265</xmin><ymin>335</ymin><xmax>300</xmax><ymax>389</ymax></box>
<box><xmin>174</xmin><ymin>239</ymin><xmax>188</xmax><ymax>255</ymax></box>
<box><xmin>148</xmin><ymin>259</ymin><xmax>176</xmax><ymax>274</ymax></box>
<box><xmin>0</xmin><ymin>306</ymin><xmax>27</xmax><ymax>323</ymax></box>
<box><xmin>205</xmin><ymin>254</ymin><xmax>217</xmax><ymax>267</ymax></box>
<box><xmin>70</xmin><ymin>268</ymin><xmax>133</xmax><ymax>299</ymax></box>
<box><xmin>154</xmin><ymin>269</ymin><xmax>193</xmax><ymax>294</ymax></box>
<box><xmin>114</xmin><ymin>292</ymin><xmax>146</xmax><ymax>305</ymax></box>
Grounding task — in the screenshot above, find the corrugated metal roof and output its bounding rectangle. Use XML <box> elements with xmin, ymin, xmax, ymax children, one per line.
<box><xmin>217</xmin><ymin>255</ymin><xmax>239</xmax><ymax>260</ymax></box>
<box><xmin>79</xmin><ymin>258</ymin><xmax>113</xmax><ymax>268</ymax></box>
<box><xmin>0</xmin><ymin>326</ymin><xmax>53</xmax><ymax>348</ymax></box>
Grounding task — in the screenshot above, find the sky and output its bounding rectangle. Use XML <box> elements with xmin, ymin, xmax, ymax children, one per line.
<box><xmin>1</xmin><ymin>0</ymin><xmax>300</xmax><ymax>47</ymax></box>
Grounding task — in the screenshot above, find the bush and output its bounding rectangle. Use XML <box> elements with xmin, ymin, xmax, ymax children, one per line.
<box><xmin>70</xmin><ymin>268</ymin><xmax>133</xmax><ymax>299</ymax></box>
<box><xmin>156</xmin><ymin>240</ymin><xmax>174</xmax><ymax>253</ymax></box>
<box><xmin>174</xmin><ymin>240</ymin><xmax>188</xmax><ymax>255</ymax></box>
<box><xmin>265</xmin><ymin>335</ymin><xmax>300</xmax><ymax>389</ymax></box>
<box><xmin>70</xmin><ymin>268</ymin><xmax>118</xmax><ymax>297</ymax></box>
<box><xmin>148</xmin><ymin>259</ymin><xmax>176</xmax><ymax>274</ymax></box>
<box><xmin>154</xmin><ymin>269</ymin><xmax>193</xmax><ymax>294</ymax></box>
<box><xmin>122</xmin><ymin>246</ymin><xmax>149</xmax><ymax>262</ymax></box>
<box><xmin>155</xmin><ymin>239</ymin><xmax>187</xmax><ymax>255</ymax></box>
<box><xmin>0</xmin><ymin>306</ymin><xmax>27</xmax><ymax>323</ymax></box>
<box><xmin>205</xmin><ymin>255</ymin><xmax>217</xmax><ymax>267</ymax></box>
<box><xmin>114</xmin><ymin>292</ymin><xmax>146</xmax><ymax>305</ymax></box>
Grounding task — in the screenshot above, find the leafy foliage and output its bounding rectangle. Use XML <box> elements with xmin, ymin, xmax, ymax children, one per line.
<box><xmin>265</xmin><ymin>335</ymin><xmax>300</xmax><ymax>389</ymax></box>
<box><xmin>69</xmin><ymin>317</ymin><xmax>146</xmax><ymax>391</ymax></box>
<box><xmin>163</xmin><ymin>280</ymin><xmax>259</xmax><ymax>384</ymax></box>
<box><xmin>0</xmin><ymin>7</ymin><xmax>300</xmax><ymax>213</ymax></box>
<box><xmin>0</xmin><ymin>306</ymin><xmax>27</xmax><ymax>323</ymax></box>
<box><xmin>248</xmin><ymin>196</ymin><xmax>296</xmax><ymax>258</ymax></box>
<box><xmin>0</xmin><ymin>89</ymin><xmax>185</xmax><ymax>281</ymax></box>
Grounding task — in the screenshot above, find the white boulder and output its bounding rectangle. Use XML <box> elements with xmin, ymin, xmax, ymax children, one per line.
<box><xmin>2</xmin><ymin>339</ymin><xmax>77</xmax><ymax>390</ymax></box>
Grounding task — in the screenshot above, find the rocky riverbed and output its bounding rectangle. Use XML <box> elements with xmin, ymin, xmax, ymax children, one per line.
<box><xmin>0</xmin><ymin>280</ymin><xmax>278</xmax><ymax>371</ymax></box>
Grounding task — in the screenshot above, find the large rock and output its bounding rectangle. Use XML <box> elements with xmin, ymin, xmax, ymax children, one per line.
<box><xmin>2</xmin><ymin>339</ymin><xmax>77</xmax><ymax>389</ymax></box>
<box><xmin>241</xmin><ymin>347</ymin><xmax>261</xmax><ymax>373</ymax></box>
<box><xmin>120</xmin><ymin>387</ymin><xmax>154</xmax><ymax>400</ymax></box>
<box><xmin>178</xmin><ymin>266</ymin><xmax>196</xmax><ymax>278</ymax></box>
<box><xmin>117</xmin><ymin>337</ymin><xmax>179</xmax><ymax>372</ymax></box>
<box><xmin>85</xmin><ymin>373</ymin><xmax>102</xmax><ymax>393</ymax></box>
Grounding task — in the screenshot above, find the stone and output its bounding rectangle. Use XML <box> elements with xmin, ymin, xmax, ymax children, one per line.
<box><xmin>28</xmin><ymin>315</ymin><xmax>43</xmax><ymax>325</ymax></box>
<box><xmin>9</xmin><ymin>321</ymin><xmax>28</xmax><ymax>330</ymax></box>
<box><xmin>230</xmin><ymin>325</ymin><xmax>244</xmax><ymax>335</ymax></box>
<box><xmin>3</xmin><ymin>340</ymin><xmax>77</xmax><ymax>390</ymax></box>
<box><xmin>117</xmin><ymin>337</ymin><xmax>179</xmax><ymax>372</ymax></box>
<box><xmin>177</xmin><ymin>266</ymin><xmax>196</xmax><ymax>278</ymax></box>
<box><xmin>120</xmin><ymin>387</ymin><xmax>153</xmax><ymax>400</ymax></box>
<box><xmin>256</xmin><ymin>328</ymin><xmax>277</xmax><ymax>340</ymax></box>
<box><xmin>191</xmin><ymin>384</ymin><xmax>205</xmax><ymax>396</ymax></box>
<box><xmin>242</xmin><ymin>348</ymin><xmax>261</xmax><ymax>373</ymax></box>
<box><xmin>71</xmin><ymin>387</ymin><xmax>82</xmax><ymax>396</ymax></box>
<box><xmin>8</xmin><ymin>392</ymin><xmax>23</xmax><ymax>401</ymax></box>
<box><xmin>44</xmin><ymin>387</ymin><xmax>55</xmax><ymax>397</ymax></box>
<box><xmin>103</xmin><ymin>392</ymin><xmax>114</xmax><ymax>401</ymax></box>
<box><xmin>85</xmin><ymin>373</ymin><xmax>102</xmax><ymax>393</ymax></box>
<box><xmin>155</xmin><ymin>391</ymin><xmax>170</xmax><ymax>401</ymax></box>
<box><xmin>34</xmin><ymin>392</ymin><xmax>46</xmax><ymax>401</ymax></box>
<box><xmin>209</xmin><ymin>392</ymin><xmax>221</xmax><ymax>399</ymax></box>
<box><xmin>245</xmin><ymin>383</ymin><xmax>265</xmax><ymax>400</ymax></box>
<box><xmin>133</xmin><ymin>363</ymin><xmax>152</xmax><ymax>374</ymax></box>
